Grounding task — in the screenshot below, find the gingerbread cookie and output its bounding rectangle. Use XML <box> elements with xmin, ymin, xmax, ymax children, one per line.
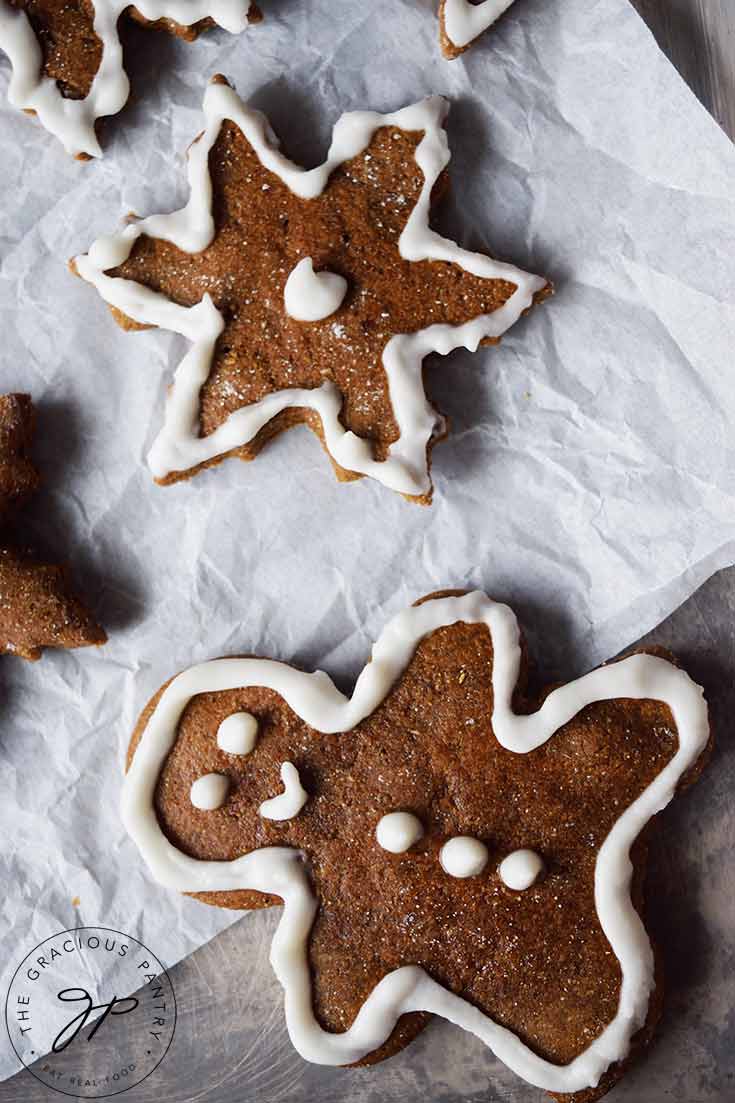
<box><xmin>123</xmin><ymin>590</ymin><xmax>710</xmax><ymax>1100</ymax></box>
<box><xmin>439</xmin><ymin>0</ymin><xmax>518</xmax><ymax>58</ymax></box>
<box><xmin>0</xmin><ymin>393</ymin><xmax>105</xmax><ymax>659</ymax></box>
<box><xmin>0</xmin><ymin>1</ymin><xmax>262</xmax><ymax>157</ymax></box>
<box><xmin>74</xmin><ymin>79</ymin><xmax>550</xmax><ymax>504</ymax></box>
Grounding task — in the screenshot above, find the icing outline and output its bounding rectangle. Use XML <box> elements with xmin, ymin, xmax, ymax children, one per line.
<box><xmin>0</xmin><ymin>0</ymin><xmax>255</xmax><ymax>157</ymax></box>
<box><xmin>122</xmin><ymin>591</ymin><xmax>708</xmax><ymax>1091</ymax></box>
<box><xmin>74</xmin><ymin>83</ymin><xmax>546</xmax><ymax>497</ymax></box>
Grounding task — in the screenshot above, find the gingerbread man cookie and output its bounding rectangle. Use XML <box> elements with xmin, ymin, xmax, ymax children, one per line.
<box><xmin>439</xmin><ymin>0</ymin><xmax>518</xmax><ymax>58</ymax></box>
<box><xmin>123</xmin><ymin>590</ymin><xmax>710</xmax><ymax>1100</ymax></box>
<box><xmin>0</xmin><ymin>393</ymin><xmax>105</xmax><ymax>659</ymax></box>
<box><xmin>74</xmin><ymin>79</ymin><xmax>550</xmax><ymax>504</ymax></box>
<box><xmin>0</xmin><ymin>0</ymin><xmax>262</xmax><ymax>156</ymax></box>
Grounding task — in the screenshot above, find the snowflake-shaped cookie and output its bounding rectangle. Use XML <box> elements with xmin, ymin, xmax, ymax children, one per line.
<box><xmin>0</xmin><ymin>0</ymin><xmax>261</xmax><ymax>156</ymax></box>
<box><xmin>0</xmin><ymin>393</ymin><xmax>105</xmax><ymax>659</ymax></box>
<box><xmin>439</xmin><ymin>0</ymin><xmax>519</xmax><ymax>57</ymax></box>
<box><xmin>123</xmin><ymin>590</ymin><xmax>710</xmax><ymax>1101</ymax></box>
<box><xmin>74</xmin><ymin>79</ymin><xmax>549</xmax><ymax>503</ymax></box>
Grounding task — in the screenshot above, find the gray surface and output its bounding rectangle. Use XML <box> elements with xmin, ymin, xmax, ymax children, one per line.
<box><xmin>2</xmin><ymin>1</ymin><xmax>734</xmax><ymax>1101</ymax></box>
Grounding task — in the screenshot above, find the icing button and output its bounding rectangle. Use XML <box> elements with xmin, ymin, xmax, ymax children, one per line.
<box><xmin>190</xmin><ymin>772</ymin><xmax>230</xmax><ymax>811</ymax></box>
<box><xmin>498</xmin><ymin>849</ymin><xmax>545</xmax><ymax>891</ymax></box>
<box><xmin>376</xmin><ymin>812</ymin><xmax>424</xmax><ymax>854</ymax></box>
<box><xmin>440</xmin><ymin>836</ymin><xmax>489</xmax><ymax>878</ymax></box>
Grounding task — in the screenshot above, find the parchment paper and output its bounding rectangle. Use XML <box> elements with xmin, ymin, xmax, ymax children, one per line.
<box><xmin>0</xmin><ymin>0</ymin><xmax>733</xmax><ymax>1085</ymax></box>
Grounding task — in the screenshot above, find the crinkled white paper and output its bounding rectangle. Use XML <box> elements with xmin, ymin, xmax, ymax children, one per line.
<box><xmin>0</xmin><ymin>0</ymin><xmax>733</xmax><ymax>1085</ymax></box>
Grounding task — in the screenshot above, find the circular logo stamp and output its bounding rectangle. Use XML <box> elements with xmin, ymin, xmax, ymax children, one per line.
<box><xmin>5</xmin><ymin>927</ymin><xmax>176</xmax><ymax>1098</ymax></box>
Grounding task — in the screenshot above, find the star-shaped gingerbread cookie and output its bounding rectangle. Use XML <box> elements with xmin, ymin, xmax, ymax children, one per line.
<box><xmin>439</xmin><ymin>0</ymin><xmax>518</xmax><ymax>58</ymax></box>
<box><xmin>0</xmin><ymin>0</ymin><xmax>262</xmax><ymax>156</ymax></box>
<box><xmin>74</xmin><ymin>79</ymin><xmax>550</xmax><ymax>503</ymax></box>
<box><xmin>0</xmin><ymin>393</ymin><xmax>105</xmax><ymax>659</ymax></box>
<box><xmin>123</xmin><ymin>590</ymin><xmax>710</xmax><ymax>1101</ymax></box>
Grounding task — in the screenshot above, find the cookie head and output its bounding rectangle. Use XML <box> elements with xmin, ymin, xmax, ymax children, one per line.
<box><xmin>75</xmin><ymin>81</ymin><xmax>549</xmax><ymax>503</ymax></box>
<box><xmin>124</xmin><ymin>591</ymin><xmax>709</xmax><ymax>1100</ymax></box>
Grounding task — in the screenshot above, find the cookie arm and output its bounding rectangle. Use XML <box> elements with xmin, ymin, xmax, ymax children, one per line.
<box><xmin>0</xmin><ymin>547</ymin><xmax>106</xmax><ymax>660</ymax></box>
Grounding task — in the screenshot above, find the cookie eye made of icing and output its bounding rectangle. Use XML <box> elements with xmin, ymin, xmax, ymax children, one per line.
<box><xmin>216</xmin><ymin>711</ymin><xmax>259</xmax><ymax>755</ymax></box>
<box><xmin>440</xmin><ymin>836</ymin><xmax>489</xmax><ymax>878</ymax></box>
<box><xmin>375</xmin><ymin>812</ymin><xmax>424</xmax><ymax>854</ymax></box>
<box><xmin>190</xmin><ymin>773</ymin><xmax>230</xmax><ymax>811</ymax></box>
<box><xmin>498</xmin><ymin>849</ymin><xmax>545</xmax><ymax>891</ymax></box>
<box><xmin>259</xmin><ymin>762</ymin><xmax>308</xmax><ymax>821</ymax></box>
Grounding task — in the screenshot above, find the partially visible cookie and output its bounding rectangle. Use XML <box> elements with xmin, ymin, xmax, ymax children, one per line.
<box><xmin>0</xmin><ymin>393</ymin><xmax>105</xmax><ymax>659</ymax></box>
<box><xmin>122</xmin><ymin>590</ymin><xmax>711</xmax><ymax>1100</ymax></box>
<box><xmin>0</xmin><ymin>0</ymin><xmax>262</xmax><ymax>156</ymax></box>
<box><xmin>74</xmin><ymin>79</ymin><xmax>550</xmax><ymax>504</ymax></box>
<box><xmin>439</xmin><ymin>0</ymin><xmax>518</xmax><ymax>58</ymax></box>
<box><xmin>0</xmin><ymin>392</ymin><xmax>39</xmax><ymax>518</ymax></box>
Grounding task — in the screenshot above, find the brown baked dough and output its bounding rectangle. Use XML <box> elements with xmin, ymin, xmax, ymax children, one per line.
<box><xmin>75</xmin><ymin>79</ymin><xmax>550</xmax><ymax>502</ymax></box>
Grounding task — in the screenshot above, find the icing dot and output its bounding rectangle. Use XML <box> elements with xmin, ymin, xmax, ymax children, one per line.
<box><xmin>284</xmin><ymin>257</ymin><xmax>348</xmax><ymax>322</ymax></box>
<box><xmin>190</xmin><ymin>773</ymin><xmax>230</xmax><ymax>811</ymax></box>
<box><xmin>440</xmin><ymin>836</ymin><xmax>488</xmax><ymax>879</ymax></box>
<box><xmin>259</xmin><ymin>762</ymin><xmax>308</xmax><ymax>821</ymax></box>
<box><xmin>498</xmin><ymin>849</ymin><xmax>544</xmax><ymax>891</ymax></box>
<box><xmin>375</xmin><ymin>812</ymin><xmax>424</xmax><ymax>854</ymax></box>
<box><xmin>217</xmin><ymin>711</ymin><xmax>258</xmax><ymax>756</ymax></box>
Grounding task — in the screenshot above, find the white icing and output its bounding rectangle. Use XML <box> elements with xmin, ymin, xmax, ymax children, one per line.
<box><xmin>190</xmin><ymin>772</ymin><xmax>230</xmax><ymax>811</ymax></box>
<box><xmin>0</xmin><ymin>1</ymin><xmax>255</xmax><ymax>157</ymax></box>
<box><xmin>498</xmin><ymin>848</ymin><xmax>544</xmax><ymax>891</ymax></box>
<box><xmin>121</xmin><ymin>591</ymin><xmax>709</xmax><ymax>1092</ymax></box>
<box><xmin>284</xmin><ymin>258</ymin><xmax>347</xmax><ymax>322</ymax></box>
<box><xmin>443</xmin><ymin>0</ymin><xmax>518</xmax><ymax>49</ymax></box>
<box><xmin>217</xmin><ymin>711</ymin><xmax>258</xmax><ymax>755</ymax></box>
<box><xmin>440</xmin><ymin>836</ymin><xmax>489</xmax><ymax>878</ymax></box>
<box><xmin>74</xmin><ymin>84</ymin><xmax>546</xmax><ymax>496</ymax></box>
<box><xmin>259</xmin><ymin>762</ymin><xmax>308</xmax><ymax>821</ymax></box>
<box><xmin>375</xmin><ymin>812</ymin><xmax>424</xmax><ymax>854</ymax></box>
